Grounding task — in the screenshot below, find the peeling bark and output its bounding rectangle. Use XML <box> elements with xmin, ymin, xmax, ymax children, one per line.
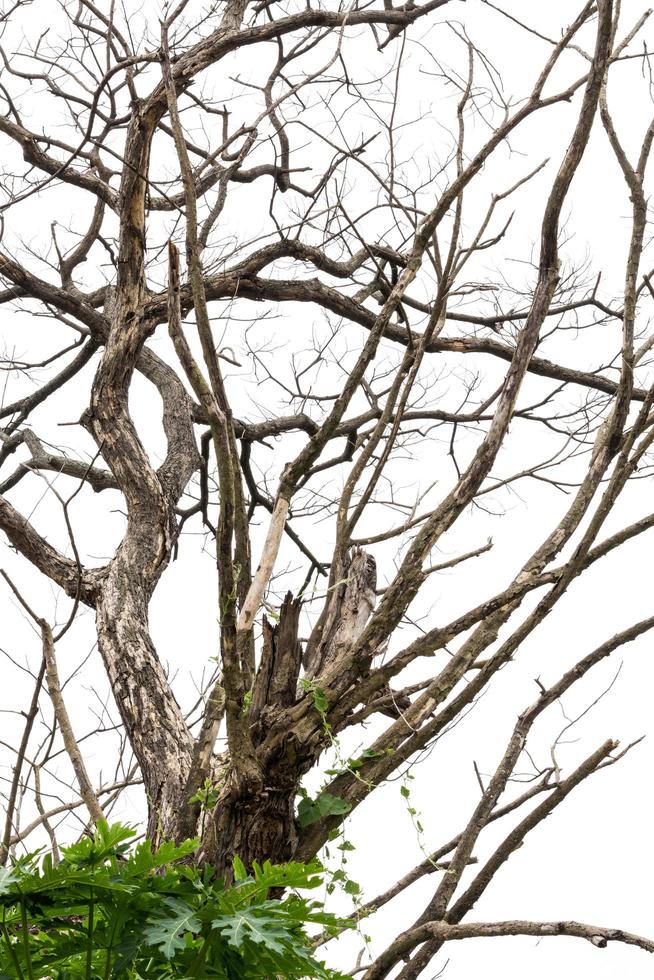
<box><xmin>304</xmin><ymin>547</ymin><xmax>377</xmax><ymax>679</ymax></box>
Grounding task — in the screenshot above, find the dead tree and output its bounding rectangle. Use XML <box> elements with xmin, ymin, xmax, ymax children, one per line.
<box><xmin>2</xmin><ymin>0</ymin><xmax>654</xmax><ymax>974</ymax></box>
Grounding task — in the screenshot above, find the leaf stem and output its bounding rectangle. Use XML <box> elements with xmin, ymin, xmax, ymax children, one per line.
<box><xmin>85</xmin><ymin>887</ymin><xmax>94</xmax><ymax>980</ymax></box>
<box><xmin>19</xmin><ymin>900</ymin><xmax>34</xmax><ymax>980</ymax></box>
<box><xmin>1</xmin><ymin>913</ymin><xmax>26</xmax><ymax>980</ymax></box>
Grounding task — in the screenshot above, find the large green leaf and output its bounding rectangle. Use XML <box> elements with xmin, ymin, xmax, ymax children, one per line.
<box><xmin>62</xmin><ymin>819</ymin><xmax>136</xmax><ymax>868</ymax></box>
<box><xmin>143</xmin><ymin>896</ymin><xmax>202</xmax><ymax>958</ymax></box>
<box><xmin>213</xmin><ymin>907</ymin><xmax>294</xmax><ymax>952</ymax></box>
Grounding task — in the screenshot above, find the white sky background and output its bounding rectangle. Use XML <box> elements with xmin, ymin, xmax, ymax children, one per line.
<box><xmin>1</xmin><ymin>0</ymin><xmax>654</xmax><ymax>977</ymax></box>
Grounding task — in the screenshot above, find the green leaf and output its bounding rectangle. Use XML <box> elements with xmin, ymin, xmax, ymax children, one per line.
<box><xmin>213</xmin><ymin>908</ymin><xmax>290</xmax><ymax>952</ymax></box>
<box><xmin>144</xmin><ymin>897</ymin><xmax>201</xmax><ymax>958</ymax></box>
<box><xmin>232</xmin><ymin>855</ymin><xmax>248</xmax><ymax>883</ymax></box>
<box><xmin>297</xmin><ymin>793</ymin><xmax>351</xmax><ymax>828</ymax></box>
<box><xmin>125</xmin><ymin>836</ymin><xmax>197</xmax><ymax>878</ymax></box>
<box><xmin>312</xmin><ymin>686</ymin><xmax>329</xmax><ymax>714</ymax></box>
<box><xmin>189</xmin><ymin>777</ymin><xmax>221</xmax><ymax>810</ymax></box>
<box><xmin>0</xmin><ymin>868</ymin><xmax>17</xmax><ymax>896</ymax></box>
<box><xmin>62</xmin><ymin>819</ymin><xmax>136</xmax><ymax>868</ymax></box>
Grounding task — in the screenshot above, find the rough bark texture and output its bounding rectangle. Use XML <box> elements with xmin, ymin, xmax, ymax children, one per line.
<box><xmin>204</xmin><ymin>559</ymin><xmax>383</xmax><ymax>875</ymax></box>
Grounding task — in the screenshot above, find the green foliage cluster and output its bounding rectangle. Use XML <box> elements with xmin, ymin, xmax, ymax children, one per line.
<box><xmin>296</xmin><ymin>790</ymin><xmax>351</xmax><ymax>830</ymax></box>
<box><xmin>0</xmin><ymin>821</ymin><xmax>351</xmax><ymax>979</ymax></box>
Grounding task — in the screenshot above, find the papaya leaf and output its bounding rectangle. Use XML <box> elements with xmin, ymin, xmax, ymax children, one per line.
<box><xmin>143</xmin><ymin>897</ymin><xmax>201</xmax><ymax>958</ymax></box>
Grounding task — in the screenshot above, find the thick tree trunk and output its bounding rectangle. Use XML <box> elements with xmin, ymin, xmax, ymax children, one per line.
<box><xmin>199</xmin><ymin>594</ymin><xmax>304</xmax><ymax>874</ymax></box>
<box><xmin>88</xmin><ymin>288</ymin><xmax>198</xmax><ymax>840</ymax></box>
<box><xmin>95</xmin><ymin>572</ymin><xmax>194</xmax><ymax>841</ymax></box>
<box><xmin>196</xmin><ymin>556</ymin><xmax>383</xmax><ymax>876</ymax></box>
<box><xmin>207</xmin><ymin>785</ymin><xmax>300</xmax><ymax>875</ymax></box>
